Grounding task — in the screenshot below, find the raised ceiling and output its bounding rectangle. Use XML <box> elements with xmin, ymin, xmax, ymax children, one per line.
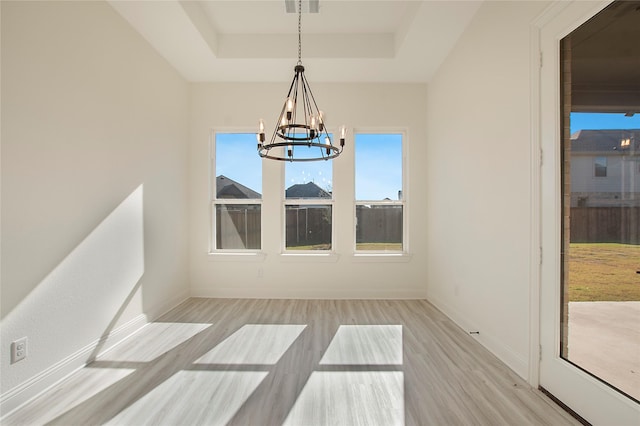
<box><xmin>108</xmin><ymin>0</ymin><xmax>483</xmax><ymax>83</ymax></box>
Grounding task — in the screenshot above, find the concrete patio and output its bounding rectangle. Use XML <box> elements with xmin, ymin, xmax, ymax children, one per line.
<box><xmin>568</xmin><ymin>301</ymin><xmax>640</xmax><ymax>401</ymax></box>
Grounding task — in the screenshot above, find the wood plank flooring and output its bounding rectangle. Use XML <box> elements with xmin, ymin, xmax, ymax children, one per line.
<box><xmin>2</xmin><ymin>299</ymin><xmax>580</xmax><ymax>425</ymax></box>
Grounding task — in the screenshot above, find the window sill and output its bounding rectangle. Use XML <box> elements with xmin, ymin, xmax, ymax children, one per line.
<box><xmin>280</xmin><ymin>252</ymin><xmax>340</xmax><ymax>263</ymax></box>
<box><xmin>351</xmin><ymin>253</ymin><xmax>413</xmax><ymax>263</ymax></box>
<box><xmin>207</xmin><ymin>252</ymin><xmax>266</xmax><ymax>262</ymax></box>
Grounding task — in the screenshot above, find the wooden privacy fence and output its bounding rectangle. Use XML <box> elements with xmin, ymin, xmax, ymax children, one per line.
<box><xmin>217</xmin><ymin>205</ymin><xmax>404</xmax><ymax>249</ymax></box>
<box><xmin>216</xmin><ymin>206</ymin><xmax>261</xmax><ymax>249</ymax></box>
<box><xmin>570</xmin><ymin>207</ymin><xmax>639</xmax><ymax>244</ymax></box>
<box><xmin>285</xmin><ymin>206</ymin><xmax>332</xmax><ymax>248</ymax></box>
<box><xmin>356</xmin><ymin>206</ymin><xmax>402</xmax><ymax>244</ymax></box>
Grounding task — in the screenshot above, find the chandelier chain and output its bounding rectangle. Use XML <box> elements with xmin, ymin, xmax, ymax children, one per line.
<box><xmin>297</xmin><ymin>0</ymin><xmax>302</xmax><ymax>64</ymax></box>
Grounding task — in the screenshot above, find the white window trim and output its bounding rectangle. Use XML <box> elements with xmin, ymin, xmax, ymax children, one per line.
<box><xmin>351</xmin><ymin>252</ymin><xmax>413</xmax><ymax>263</ymax></box>
<box><xmin>207</xmin><ymin>251</ymin><xmax>267</xmax><ymax>262</ymax></box>
<box><xmin>280</xmin><ymin>252</ymin><xmax>340</xmax><ymax>262</ymax></box>
<box><xmin>352</xmin><ymin>130</ymin><xmax>409</xmax><ymax>256</ymax></box>
<box><xmin>209</xmin><ymin>129</ymin><xmax>264</xmax><ymax>256</ymax></box>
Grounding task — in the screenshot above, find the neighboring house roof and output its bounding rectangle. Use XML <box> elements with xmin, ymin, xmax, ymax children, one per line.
<box><xmin>216</xmin><ymin>175</ymin><xmax>261</xmax><ymax>199</ymax></box>
<box><xmin>285</xmin><ymin>182</ymin><xmax>331</xmax><ymax>199</ymax></box>
<box><xmin>571</xmin><ymin>129</ymin><xmax>640</xmax><ymax>153</ymax></box>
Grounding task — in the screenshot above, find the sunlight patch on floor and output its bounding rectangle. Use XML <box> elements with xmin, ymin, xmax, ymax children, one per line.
<box><xmin>195</xmin><ymin>324</ymin><xmax>306</xmax><ymax>365</ymax></box>
<box><xmin>320</xmin><ymin>325</ymin><xmax>403</xmax><ymax>365</ymax></box>
<box><xmin>283</xmin><ymin>371</ymin><xmax>404</xmax><ymax>426</ymax></box>
<box><xmin>105</xmin><ymin>370</ymin><xmax>268</xmax><ymax>426</ymax></box>
<box><xmin>98</xmin><ymin>322</ymin><xmax>211</xmax><ymax>363</ymax></box>
<box><xmin>2</xmin><ymin>368</ymin><xmax>135</xmax><ymax>425</ymax></box>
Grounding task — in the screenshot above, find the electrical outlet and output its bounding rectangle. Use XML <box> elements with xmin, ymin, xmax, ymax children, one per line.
<box><xmin>11</xmin><ymin>337</ymin><xmax>28</xmax><ymax>364</ymax></box>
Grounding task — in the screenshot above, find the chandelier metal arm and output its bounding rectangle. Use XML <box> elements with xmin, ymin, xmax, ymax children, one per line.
<box><xmin>300</xmin><ymin>72</ymin><xmax>322</xmax><ymax>134</ymax></box>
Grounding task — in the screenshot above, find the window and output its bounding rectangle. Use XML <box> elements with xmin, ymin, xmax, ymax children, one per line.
<box><xmin>355</xmin><ymin>133</ymin><xmax>404</xmax><ymax>252</ymax></box>
<box><xmin>212</xmin><ymin>133</ymin><xmax>262</xmax><ymax>250</ymax></box>
<box><xmin>594</xmin><ymin>156</ymin><xmax>607</xmax><ymax>177</ymax></box>
<box><xmin>285</xmin><ymin>147</ymin><xmax>333</xmax><ymax>251</ymax></box>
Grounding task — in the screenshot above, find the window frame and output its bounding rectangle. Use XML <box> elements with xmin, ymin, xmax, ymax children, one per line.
<box><xmin>209</xmin><ymin>130</ymin><xmax>263</xmax><ymax>255</ymax></box>
<box><xmin>353</xmin><ymin>130</ymin><xmax>408</xmax><ymax>256</ymax></box>
<box><xmin>281</xmin><ymin>144</ymin><xmax>336</xmax><ymax>255</ymax></box>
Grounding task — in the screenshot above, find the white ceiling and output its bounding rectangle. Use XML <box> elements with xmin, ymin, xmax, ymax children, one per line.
<box><xmin>108</xmin><ymin>0</ymin><xmax>483</xmax><ymax>83</ymax></box>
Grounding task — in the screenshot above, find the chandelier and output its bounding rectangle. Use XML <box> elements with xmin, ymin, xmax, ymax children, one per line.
<box><xmin>257</xmin><ymin>0</ymin><xmax>345</xmax><ymax>162</ymax></box>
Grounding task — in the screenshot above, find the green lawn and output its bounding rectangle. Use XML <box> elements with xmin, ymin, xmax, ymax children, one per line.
<box><xmin>287</xmin><ymin>243</ymin><xmax>403</xmax><ymax>251</ymax></box>
<box><xmin>287</xmin><ymin>243</ymin><xmax>331</xmax><ymax>250</ymax></box>
<box><xmin>356</xmin><ymin>243</ymin><xmax>403</xmax><ymax>251</ymax></box>
<box><xmin>568</xmin><ymin>243</ymin><xmax>640</xmax><ymax>301</ymax></box>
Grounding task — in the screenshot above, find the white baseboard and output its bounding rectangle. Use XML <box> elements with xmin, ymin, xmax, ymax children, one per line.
<box><xmin>190</xmin><ymin>286</ymin><xmax>427</xmax><ymax>300</ymax></box>
<box><xmin>0</xmin><ymin>290</ymin><xmax>191</xmax><ymax>419</ymax></box>
<box><xmin>426</xmin><ymin>293</ymin><xmax>529</xmax><ymax>380</ymax></box>
<box><xmin>0</xmin><ymin>313</ymin><xmax>148</xmax><ymax>418</ymax></box>
<box><xmin>147</xmin><ymin>290</ymin><xmax>190</xmax><ymax>320</ymax></box>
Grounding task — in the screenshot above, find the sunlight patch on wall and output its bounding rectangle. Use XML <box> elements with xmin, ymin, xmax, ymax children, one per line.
<box><xmin>1</xmin><ymin>185</ymin><xmax>146</xmax><ymax>394</ymax></box>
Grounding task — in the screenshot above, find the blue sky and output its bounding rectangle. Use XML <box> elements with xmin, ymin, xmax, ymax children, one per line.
<box><xmin>215</xmin><ymin>133</ymin><xmax>263</xmax><ymax>194</ymax></box>
<box><xmin>216</xmin><ymin>133</ymin><xmax>403</xmax><ymax>200</ymax></box>
<box><xmin>570</xmin><ymin>112</ymin><xmax>640</xmax><ymax>134</ymax></box>
<box><xmin>354</xmin><ymin>134</ymin><xmax>402</xmax><ymax>200</ymax></box>
<box><xmin>218</xmin><ymin>116</ymin><xmax>640</xmax><ymax>199</ymax></box>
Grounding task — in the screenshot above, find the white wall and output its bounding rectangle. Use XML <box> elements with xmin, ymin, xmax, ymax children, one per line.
<box><xmin>1</xmin><ymin>0</ymin><xmax>189</xmax><ymax>406</ymax></box>
<box><xmin>189</xmin><ymin>83</ymin><xmax>428</xmax><ymax>299</ymax></box>
<box><xmin>0</xmin><ymin>0</ymin><xmax>560</xmax><ymax>410</ymax></box>
<box><xmin>426</xmin><ymin>1</ymin><xmax>550</xmax><ymax>379</ymax></box>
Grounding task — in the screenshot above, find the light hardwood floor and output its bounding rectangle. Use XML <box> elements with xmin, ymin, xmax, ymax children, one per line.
<box><xmin>3</xmin><ymin>299</ymin><xmax>580</xmax><ymax>425</ymax></box>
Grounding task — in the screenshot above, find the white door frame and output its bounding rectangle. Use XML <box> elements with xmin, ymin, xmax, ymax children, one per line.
<box><xmin>531</xmin><ymin>1</ymin><xmax>640</xmax><ymax>424</ymax></box>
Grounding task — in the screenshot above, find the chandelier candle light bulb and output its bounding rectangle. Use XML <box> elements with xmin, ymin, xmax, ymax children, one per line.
<box><xmin>286</xmin><ymin>97</ymin><xmax>294</xmax><ymax>120</ymax></box>
<box><xmin>310</xmin><ymin>115</ymin><xmax>317</xmax><ymax>138</ymax></box>
<box><xmin>257</xmin><ymin>0</ymin><xmax>345</xmax><ymax>162</ymax></box>
<box><xmin>257</xmin><ymin>119</ymin><xmax>266</xmax><ymax>148</ymax></box>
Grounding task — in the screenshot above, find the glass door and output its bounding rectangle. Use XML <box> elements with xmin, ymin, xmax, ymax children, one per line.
<box><xmin>561</xmin><ymin>110</ymin><xmax>639</xmax><ymax>402</ymax></box>
<box><xmin>538</xmin><ymin>1</ymin><xmax>640</xmax><ymax>424</ymax></box>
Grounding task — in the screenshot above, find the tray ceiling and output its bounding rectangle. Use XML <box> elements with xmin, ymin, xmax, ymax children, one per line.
<box><xmin>108</xmin><ymin>0</ymin><xmax>483</xmax><ymax>82</ymax></box>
